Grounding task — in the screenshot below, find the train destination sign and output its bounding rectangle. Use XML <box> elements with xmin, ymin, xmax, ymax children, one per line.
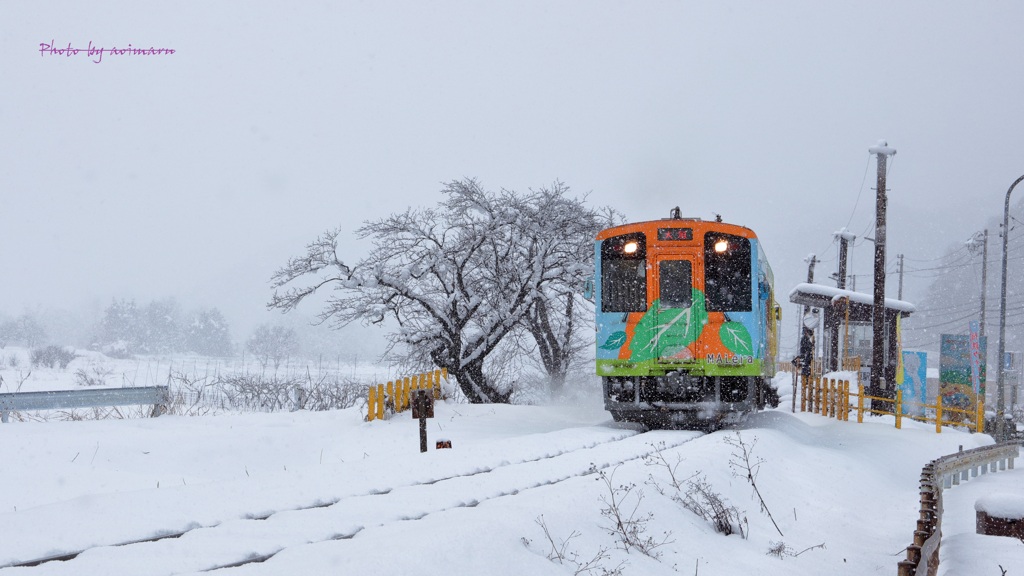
<box><xmin>657</xmin><ymin>228</ymin><xmax>693</xmax><ymax>241</ymax></box>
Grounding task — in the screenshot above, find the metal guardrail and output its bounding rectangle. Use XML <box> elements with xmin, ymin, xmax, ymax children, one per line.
<box><xmin>897</xmin><ymin>441</ymin><xmax>1020</xmax><ymax>576</ymax></box>
<box><xmin>0</xmin><ymin>387</ymin><xmax>170</xmax><ymax>423</ymax></box>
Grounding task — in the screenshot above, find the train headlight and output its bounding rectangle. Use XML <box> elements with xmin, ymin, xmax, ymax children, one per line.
<box><xmin>623</xmin><ymin>241</ymin><xmax>639</xmax><ymax>255</ymax></box>
<box><xmin>714</xmin><ymin>239</ymin><xmax>729</xmax><ymax>253</ymax></box>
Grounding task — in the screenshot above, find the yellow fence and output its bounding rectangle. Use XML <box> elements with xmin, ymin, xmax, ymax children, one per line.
<box><xmin>798</xmin><ymin>375</ymin><xmax>984</xmax><ymax>434</ymax></box>
<box><xmin>367</xmin><ymin>368</ymin><xmax>449</xmax><ymax>422</ymax></box>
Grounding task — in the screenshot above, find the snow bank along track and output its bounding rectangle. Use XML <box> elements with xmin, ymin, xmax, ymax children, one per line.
<box><xmin>0</xmin><ymin>426</ymin><xmax>704</xmax><ymax>575</ymax></box>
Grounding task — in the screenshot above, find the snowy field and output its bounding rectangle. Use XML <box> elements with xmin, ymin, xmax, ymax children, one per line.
<box><xmin>0</xmin><ymin>360</ymin><xmax>1021</xmax><ymax>576</ymax></box>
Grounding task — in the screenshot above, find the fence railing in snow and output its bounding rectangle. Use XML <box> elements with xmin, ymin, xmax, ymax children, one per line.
<box><xmin>0</xmin><ymin>386</ymin><xmax>170</xmax><ymax>423</ymax></box>
<box><xmin>798</xmin><ymin>375</ymin><xmax>985</xmax><ymax>433</ymax></box>
<box><xmin>896</xmin><ymin>441</ymin><xmax>1020</xmax><ymax>576</ymax></box>
<box><xmin>367</xmin><ymin>368</ymin><xmax>448</xmax><ymax>421</ymax></box>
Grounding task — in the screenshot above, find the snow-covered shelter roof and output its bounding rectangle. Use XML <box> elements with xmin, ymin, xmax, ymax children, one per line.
<box><xmin>788</xmin><ymin>282</ymin><xmax>916</xmax><ymax>317</ymax></box>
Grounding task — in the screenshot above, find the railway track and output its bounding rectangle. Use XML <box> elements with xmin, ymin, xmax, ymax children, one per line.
<box><xmin>1</xmin><ymin>427</ymin><xmax>705</xmax><ymax>575</ymax></box>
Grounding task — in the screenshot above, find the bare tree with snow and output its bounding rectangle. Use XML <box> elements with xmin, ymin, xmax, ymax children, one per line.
<box><xmin>515</xmin><ymin>183</ymin><xmax>620</xmax><ymax>393</ymax></box>
<box><xmin>269</xmin><ymin>178</ymin><xmax>614</xmax><ymax>403</ymax></box>
<box><xmin>246</xmin><ymin>324</ymin><xmax>298</xmax><ymax>370</ymax></box>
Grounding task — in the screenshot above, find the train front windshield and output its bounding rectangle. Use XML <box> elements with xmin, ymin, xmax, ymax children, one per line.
<box><xmin>703</xmin><ymin>231</ymin><xmax>752</xmax><ymax>312</ymax></box>
<box><xmin>600</xmin><ymin>232</ymin><xmax>647</xmax><ymax>313</ymax></box>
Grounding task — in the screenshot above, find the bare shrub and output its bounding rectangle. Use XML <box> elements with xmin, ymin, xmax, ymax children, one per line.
<box><xmin>726</xmin><ymin>431</ymin><xmax>783</xmax><ymax>537</ymax></box>
<box><xmin>597</xmin><ymin>466</ymin><xmax>673</xmax><ymax>558</ymax></box>
<box><xmin>766</xmin><ymin>540</ymin><xmax>825</xmax><ymax>559</ymax></box>
<box><xmin>165</xmin><ymin>371</ymin><xmax>223</xmax><ymax>416</ymax></box>
<box><xmin>530</xmin><ymin>515</ymin><xmax>625</xmax><ymax>576</ymax></box>
<box><xmin>682</xmin><ymin>476</ymin><xmax>746</xmax><ymax>538</ymax></box>
<box><xmin>643</xmin><ymin>441</ymin><xmax>745</xmax><ymax>538</ymax></box>
<box><xmin>30</xmin><ymin>345</ymin><xmax>77</xmax><ymax>369</ymax></box>
<box><xmin>221</xmin><ymin>373</ymin><xmax>301</xmax><ymax>411</ymax></box>
<box><xmin>643</xmin><ymin>441</ymin><xmax>698</xmax><ymax>495</ymax></box>
<box><xmin>164</xmin><ymin>369</ymin><xmax>366</xmax><ymax>415</ymax></box>
<box><xmin>75</xmin><ymin>365</ymin><xmax>114</xmax><ymax>387</ymax></box>
<box><xmin>10</xmin><ymin>370</ymin><xmax>32</xmax><ymax>393</ymax></box>
<box><xmin>296</xmin><ymin>369</ymin><xmax>364</xmax><ymax>411</ymax></box>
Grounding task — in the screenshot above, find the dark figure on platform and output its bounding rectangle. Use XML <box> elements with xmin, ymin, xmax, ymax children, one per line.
<box><xmin>798</xmin><ymin>327</ymin><xmax>814</xmax><ymax>377</ymax></box>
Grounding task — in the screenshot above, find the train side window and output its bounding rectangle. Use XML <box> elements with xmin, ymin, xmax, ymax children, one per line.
<box><xmin>704</xmin><ymin>232</ymin><xmax>752</xmax><ymax>312</ymax></box>
<box><xmin>659</xmin><ymin>260</ymin><xmax>692</xmax><ymax>308</ymax></box>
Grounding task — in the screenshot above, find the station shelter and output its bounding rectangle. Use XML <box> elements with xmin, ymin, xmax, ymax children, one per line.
<box><xmin>788</xmin><ymin>283</ymin><xmax>916</xmax><ymax>403</ymax></box>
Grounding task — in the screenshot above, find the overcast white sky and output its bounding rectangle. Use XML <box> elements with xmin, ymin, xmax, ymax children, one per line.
<box><xmin>4</xmin><ymin>1</ymin><xmax>1024</xmax><ymax>344</ymax></box>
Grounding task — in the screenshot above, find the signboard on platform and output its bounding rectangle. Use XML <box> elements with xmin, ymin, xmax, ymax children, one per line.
<box><xmin>899</xmin><ymin>350</ymin><xmax>927</xmax><ymax>416</ymax></box>
<box><xmin>940</xmin><ymin>333</ymin><xmax>987</xmax><ymax>417</ymax></box>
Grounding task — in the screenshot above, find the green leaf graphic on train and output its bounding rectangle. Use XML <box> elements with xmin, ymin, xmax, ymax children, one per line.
<box><xmin>719</xmin><ymin>322</ymin><xmax>753</xmax><ymax>355</ymax></box>
<box><xmin>629</xmin><ymin>289</ymin><xmax>707</xmax><ymax>362</ymax></box>
<box><xmin>600</xmin><ymin>331</ymin><xmax>628</xmax><ymax>350</ymax></box>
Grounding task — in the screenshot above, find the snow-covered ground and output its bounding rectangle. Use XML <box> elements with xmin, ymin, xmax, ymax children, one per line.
<box><xmin>0</xmin><ymin>361</ymin><xmax>1020</xmax><ymax>576</ymax></box>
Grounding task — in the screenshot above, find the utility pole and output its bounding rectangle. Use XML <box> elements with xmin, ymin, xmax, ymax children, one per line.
<box><xmin>802</xmin><ymin>253</ymin><xmax>818</xmax><ymax>319</ymax></box>
<box><xmin>805</xmin><ymin>253</ymin><xmax>818</xmax><ymax>284</ymax></box>
<box><xmin>869</xmin><ymin>141</ymin><xmax>896</xmax><ymax>403</ymax></box>
<box><xmin>828</xmin><ymin>229</ymin><xmax>855</xmax><ymax>370</ymax></box>
<box><xmin>835</xmin><ymin>229</ymin><xmax>854</xmax><ymax>290</ymax></box>
<box><xmin>801</xmin><ymin>253</ymin><xmax>819</xmax><ymax>373</ymax></box>
<box><xmin>897</xmin><ymin>254</ymin><xmax>904</xmax><ymax>300</ymax></box>
<box><xmin>967</xmin><ymin>230</ymin><xmax>989</xmax><ymax>338</ymax></box>
<box><xmin>981</xmin><ymin>230</ymin><xmax>988</xmax><ymax>339</ymax></box>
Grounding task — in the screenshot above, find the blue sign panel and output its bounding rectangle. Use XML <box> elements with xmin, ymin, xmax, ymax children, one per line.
<box><xmin>899</xmin><ymin>350</ymin><xmax>927</xmax><ymax>416</ymax></box>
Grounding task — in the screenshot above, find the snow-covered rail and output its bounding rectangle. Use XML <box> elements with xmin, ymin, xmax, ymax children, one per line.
<box><xmin>0</xmin><ymin>427</ymin><xmax>702</xmax><ymax>574</ymax></box>
<box><xmin>897</xmin><ymin>441</ymin><xmax>1020</xmax><ymax>576</ymax></box>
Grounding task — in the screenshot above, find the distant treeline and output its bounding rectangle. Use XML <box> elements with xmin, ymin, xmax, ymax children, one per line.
<box><xmin>0</xmin><ymin>298</ymin><xmax>232</xmax><ymax>357</ymax></box>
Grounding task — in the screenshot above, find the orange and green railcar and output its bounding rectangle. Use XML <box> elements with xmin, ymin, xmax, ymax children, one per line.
<box><xmin>595</xmin><ymin>210</ymin><xmax>780</xmax><ymax>429</ymax></box>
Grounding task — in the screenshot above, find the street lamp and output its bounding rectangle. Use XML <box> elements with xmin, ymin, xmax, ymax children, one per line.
<box><xmin>996</xmin><ymin>174</ymin><xmax>1024</xmax><ymax>441</ymax></box>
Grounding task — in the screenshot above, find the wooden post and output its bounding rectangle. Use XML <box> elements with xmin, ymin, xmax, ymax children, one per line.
<box><xmin>977</xmin><ymin>397</ymin><xmax>985</xmax><ymax>433</ymax></box>
<box><xmin>791</xmin><ymin>369</ymin><xmax>798</xmax><ymax>413</ymax></box>
<box><xmin>936</xmin><ymin>395</ymin><xmax>943</xmax><ymax>434</ymax></box>
<box><xmin>375</xmin><ymin>384</ymin><xmax>385</xmax><ymax>421</ymax></box>
<box><xmin>843</xmin><ymin>381</ymin><xmax>851</xmax><ymax>421</ymax></box>
<box><xmin>412</xmin><ymin>390</ymin><xmax>434</xmax><ymax>453</ymax></box>
<box><xmin>386</xmin><ymin>381</ymin><xmax>394</xmax><ymax>412</ymax></box>
<box><xmin>800</xmin><ymin>374</ymin><xmax>807</xmax><ymax>412</ymax></box>
<box><xmin>896</xmin><ymin>390</ymin><xmax>903</xmax><ymax>429</ymax></box>
<box><xmin>857</xmin><ymin>384</ymin><xmax>865</xmax><ymax>423</ymax></box>
<box><xmin>419</xmin><ymin>394</ymin><xmax>428</xmax><ymax>453</ymax></box>
<box><xmin>368</xmin><ymin>386</ymin><xmax>377</xmax><ymax>421</ymax></box>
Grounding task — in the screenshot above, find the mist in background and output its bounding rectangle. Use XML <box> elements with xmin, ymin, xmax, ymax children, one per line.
<box><xmin>4</xmin><ymin>1</ymin><xmax>1024</xmax><ymax>357</ymax></box>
